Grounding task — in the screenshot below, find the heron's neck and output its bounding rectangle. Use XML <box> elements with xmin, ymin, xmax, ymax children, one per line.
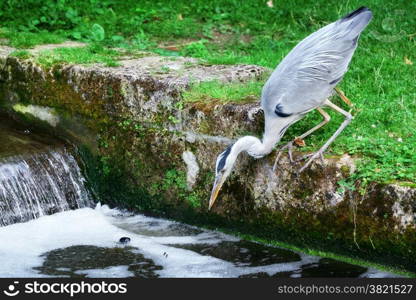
<box><xmin>231</xmin><ymin>116</ymin><xmax>296</xmax><ymax>159</ymax></box>
<box><xmin>263</xmin><ymin>116</ymin><xmax>295</xmax><ymax>151</ymax></box>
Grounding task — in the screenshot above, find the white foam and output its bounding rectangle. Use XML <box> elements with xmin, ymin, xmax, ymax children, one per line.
<box><xmin>0</xmin><ymin>207</ymin><xmax>122</xmax><ymax>277</ymax></box>
<box><xmin>360</xmin><ymin>269</ymin><xmax>402</xmax><ymax>278</ymax></box>
<box><xmin>75</xmin><ymin>266</ymin><xmax>134</xmax><ymax>278</ymax></box>
<box><xmin>0</xmin><ymin>205</ymin><xmax>400</xmax><ymax>278</ymax></box>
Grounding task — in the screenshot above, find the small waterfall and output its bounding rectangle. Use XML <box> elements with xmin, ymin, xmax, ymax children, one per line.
<box><xmin>0</xmin><ymin>148</ymin><xmax>93</xmax><ymax>226</ymax></box>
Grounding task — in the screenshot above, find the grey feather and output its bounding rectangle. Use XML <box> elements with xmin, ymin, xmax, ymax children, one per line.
<box><xmin>261</xmin><ymin>7</ymin><xmax>372</xmax><ymax>118</ymax></box>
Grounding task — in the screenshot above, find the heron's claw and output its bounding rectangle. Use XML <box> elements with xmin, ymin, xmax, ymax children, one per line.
<box><xmin>298</xmin><ymin>150</ymin><xmax>326</xmax><ymax>173</ymax></box>
<box><xmin>274</xmin><ymin>141</ymin><xmax>326</xmax><ymax>173</ymax></box>
<box><xmin>295</xmin><ymin>153</ymin><xmax>313</xmax><ymax>162</ymax></box>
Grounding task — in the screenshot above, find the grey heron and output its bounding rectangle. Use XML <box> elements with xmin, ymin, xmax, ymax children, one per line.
<box><xmin>209</xmin><ymin>7</ymin><xmax>372</xmax><ymax>210</ymax></box>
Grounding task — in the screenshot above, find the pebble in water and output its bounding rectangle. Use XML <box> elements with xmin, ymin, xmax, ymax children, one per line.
<box><xmin>119</xmin><ymin>237</ymin><xmax>131</xmax><ymax>244</ymax></box>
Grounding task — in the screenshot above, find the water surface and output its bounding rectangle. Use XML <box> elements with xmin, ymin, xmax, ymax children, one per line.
<box><xmin>0</xmin><ymin>205</ymin><xmax>398</xmax><ymax>278</ymax></box>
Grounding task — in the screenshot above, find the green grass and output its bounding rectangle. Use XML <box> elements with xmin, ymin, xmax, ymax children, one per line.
<box><xmin>0</xmin><ymin>0</ymin><xmax>415</xmax><ymax>185</ymax></box>
<box><xmin>0</xmin><ymin>29</ymin><xmax>65</xmax><ymax>48</ymax></box>
<box><xmin>10</xmin><ymin>45</ymin><xmax>122</xmax><ymax>67</ymax></box>
<box><xmin>182</xmin><ymin>79</ymin><xmax>266</xmax><ymax>104</ymax></box>
<box><xmin>35</xmin><ymin>44</ymin><xmax>121</xmax><ymax>67</ymax></box>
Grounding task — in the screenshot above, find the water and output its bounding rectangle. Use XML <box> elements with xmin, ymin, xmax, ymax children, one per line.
<box><xmin>0</xmin><ymin>150</ymin><xmax>92</xmax><ymax>226</ymax></box>
<box><xmin>0</xmin><ymin>118</ymin><xmax>92</xmax><ymax>226</ymax></box>
<box><xmin>0</xmin><ymin>205</ymin><xmax>398</xmax><ymax>278</ymax></box>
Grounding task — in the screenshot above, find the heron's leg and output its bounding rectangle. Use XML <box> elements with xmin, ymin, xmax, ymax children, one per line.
<box><xmin>298</xmin><ymin>99</ymin><xmax>352</xmax><ymax>173</ymax></box>
<box><xmin>272</xmin><ymin>108</ymin><xmax>330</xmax><ymax>172</ymax></box>
<box><xmin>297</xmin><ymin>108</ymin><xmax>331</xmax><ymax>140</ymax></box>
<box><xmin>334</xmin><ymin>87</ymin><xmax>353</xmax><ymax>107</ymax></box>
<box><xmin>272</xmin><ymin>142</ymin><xmax>294</xmax><ymax>171</ymax></box>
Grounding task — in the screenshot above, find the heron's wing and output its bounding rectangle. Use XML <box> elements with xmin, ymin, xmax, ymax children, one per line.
<box><xmin>261</xmin><ymin>7</ymin><xmax>372</xmax><ymax>117</ymax></box>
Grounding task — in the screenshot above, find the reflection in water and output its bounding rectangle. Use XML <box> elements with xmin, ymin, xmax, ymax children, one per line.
<box><xmin>35</xmin><ymin>245</ymin><xmax>162</xmax><ymax>278</ymax></box>
<box><xmin>168</xmin><ymin>240</ymin><xmax>301</xmax><ymax>267</ymax></box>
<box><xmin>239</xmin><ymin>258</ymin><xmax>367</xmax><ymax>278</ymax></box>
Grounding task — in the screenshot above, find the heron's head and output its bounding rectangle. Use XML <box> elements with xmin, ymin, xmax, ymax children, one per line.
<box><xmin>209</xmin><ymin>144</ymin><xmax>237</xmax><ymax>210</ymax></box>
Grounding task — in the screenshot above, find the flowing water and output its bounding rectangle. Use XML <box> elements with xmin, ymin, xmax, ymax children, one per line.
<box><xmin>0</xmin><ymin>115</ymin><xmax>399</xmax><ymax>278</ymax></box>
<box><xmin>0</xmin><ymin>118</ymin><xmax>92</xmax><ymax>226</ymax></box>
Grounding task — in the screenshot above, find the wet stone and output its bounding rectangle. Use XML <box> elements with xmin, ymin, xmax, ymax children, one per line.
<box><xmin>34</xmin><ymin>245</ymin><xmax>162</xmax><ymax>278</ymax></box>
<box><xmin>0</xmin><ymin>113</ymin><xmax>64</xmax><ymax>158</ymax></box>
<box><xmin>119</xmin><ymin>237</ymin><xmax>131</xmax><ymax>244</ymax></box>
<box><xmin>169</xmin><ymin>240</ymin><xmax>301</xmax><ymax>267</ymax></box>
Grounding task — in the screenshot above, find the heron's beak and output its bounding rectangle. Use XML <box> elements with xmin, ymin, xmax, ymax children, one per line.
<box><xmin>209</xmin><ymin>175</ymin><xmax>226</xmax><ymax>210</ymax></box>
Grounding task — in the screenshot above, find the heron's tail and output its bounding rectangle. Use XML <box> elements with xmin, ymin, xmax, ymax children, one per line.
<box><xmin>338</xmin><ymin>7</ymin><xmax>372</xmax><ymax>39</ymax></box>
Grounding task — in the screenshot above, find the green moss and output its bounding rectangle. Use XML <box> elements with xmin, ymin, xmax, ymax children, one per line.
<box><xmin>10</xmin><ymin>50</ymin><xmax>32</xmax><ymax>59</ymax></box>
<box><xmin>164</xmin><ymin>170</ymin><xmax>202</xmax><ymax>208</ymax></box>
<box><xmin>392</xmin><ymin>181</ymin><xmax>416</xmax><ymax>188</ymax></box>
<box><xmin>197</xmin><ymin>120</ymin><xmax>212</xmax><ymax>134</ymax></box>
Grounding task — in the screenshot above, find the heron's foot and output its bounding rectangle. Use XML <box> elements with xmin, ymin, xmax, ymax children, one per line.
<box><xmin>298</xmin><ymin>150</ymin><xmax>326</xmax><ymax>173</ymax></box>
<box><xmin>272</xmin><ymin>141</ymin><xmax>295</xmax><ymax>172</ymax></box>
